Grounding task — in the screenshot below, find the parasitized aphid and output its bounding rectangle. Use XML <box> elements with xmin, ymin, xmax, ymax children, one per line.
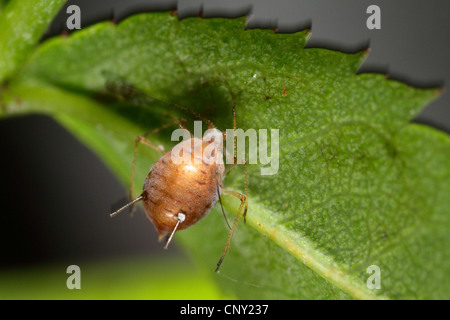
<box><xmin>107</xmin><ymin>80</ymin><xmax>248</xmax><ymax>272</ymax></box>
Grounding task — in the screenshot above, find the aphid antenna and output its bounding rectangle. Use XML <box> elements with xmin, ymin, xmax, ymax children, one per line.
<box><xmin>106</xmin><ymin>79</ymin><xmax>217</xmax><ymax>129</ymax></box>
<box><xmin>110</xmin><ymin>195</ymin><xmax>144</xmax><ymax>218</ymax></box>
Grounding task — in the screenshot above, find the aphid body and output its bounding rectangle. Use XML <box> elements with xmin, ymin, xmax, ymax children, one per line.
<box><xmin>110</xmin><ymin>103</ymin><xmax>248</xmax><ymax>271</ymax></box>
<box><xmin>143</xmin><ymin>132</ymin><xmax>224</xmax><ymax>241</ymax></box>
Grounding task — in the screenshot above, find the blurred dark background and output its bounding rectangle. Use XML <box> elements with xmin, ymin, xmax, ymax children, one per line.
<box><xmin>0</xmin><ymin>0</ymin><xmax>449</xmax><ymax>269</ymax></box>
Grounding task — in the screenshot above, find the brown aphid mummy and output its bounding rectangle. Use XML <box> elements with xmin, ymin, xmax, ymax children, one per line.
<box><xmin>110</xmin><ymin>112</ymin><xmax>248</xmax><ymax>272</ymax></box>
<box><xmin>142</xmin><ymin>133</ymin><xmax>225</xmax><ymax>242</ymax></box>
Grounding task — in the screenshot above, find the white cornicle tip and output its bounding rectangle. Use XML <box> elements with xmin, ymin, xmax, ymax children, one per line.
<box><xmin>177</xmin><ymin>213</ymin><xmax>186</xmax><ymax>222</ymax></box>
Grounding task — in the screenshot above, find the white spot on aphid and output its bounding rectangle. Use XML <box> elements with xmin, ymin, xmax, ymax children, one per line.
<box><xmin>183</xmin><ymin>164</ymin><xmax>197</xmax><ymax>174</ymax></box>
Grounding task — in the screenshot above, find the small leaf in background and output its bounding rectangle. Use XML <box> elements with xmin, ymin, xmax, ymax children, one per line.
<box><xmin>0</xmin><ymin>0</ymin><xmax>66</xmax><ymax>83</ymax></box>
<box><xmin>1</xmin><ymin>11</ymin><xmax>449</xmax><ymax>299</ymax></box>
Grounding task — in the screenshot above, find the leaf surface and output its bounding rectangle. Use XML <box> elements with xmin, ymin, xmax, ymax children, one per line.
<box><xmin>0</xmin><ymin>0</ymin><xmax>66</xmax><ymax>82</ymax></box>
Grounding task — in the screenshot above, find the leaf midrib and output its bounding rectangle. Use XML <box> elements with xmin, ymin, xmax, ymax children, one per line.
<box><xmin>222</xmin><ymin>196</ymin><xmax>388</xmax><ymax>300</ymax></box>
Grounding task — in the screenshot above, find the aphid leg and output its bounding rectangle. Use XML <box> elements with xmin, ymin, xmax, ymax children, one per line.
<box><xmin>223</xmin><ymin>161</ymin><xmax>238</xmax><ymax>176</ymax></box>
<box><xmin>231</xmin><ymin>103</ymin><xmax>237</xmax><ymax>164</ymax></box>
<box><xmin>223</xmin><ymin>103</ymin><xmax>242</xmax><ymax>173</ymax></box>
<box><xmin>232</xmin><ymin>103</ymin><xmax>248</xmax><ymax>222</ymax></box>
<box><xmin>143</xmin><ymin>116</ymin><xmax>188</xmax><ymax>136</ymax></box>
<box><xmin>243</xmin><ymin>160</ymin><xmax>249</xmax><ymax>222</ymax></box>
<box><xmin>223</xmin><ymin>159</ymin><xmax>249</xmax><ymax>223</ymax></box>
<box><xmin>215</xmin><ymin>187</ymin><xmax>248</xmax><ymax>272</ymax></box>
<box><xmin>217</xmin><ymin>183</ymin><xmax>231</xmax><ymax>230</ymax></box>
<box><xmin>166</xmin><ymin>101</ymin><xmax>216</xmax><ymax>129</ymax></box>
<box><xmin>129</xmin><ymin>118</ymin><xmax>186</xmax><ymax>213</ymax></box>
<box><xmin>223</xmin><ymin>103</ymin><xmax>249</xmax><ymax>221</ymax></box>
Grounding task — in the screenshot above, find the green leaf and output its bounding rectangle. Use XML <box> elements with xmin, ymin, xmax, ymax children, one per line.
<box><xmin>1</xmin><ymin>12</ymin><xmax>449</xmax><ymax>299</ymax></box>
<box><xmin>0</xmin><ymin>0</ymin><xmax>66</xmax><ymax>83</ymax></box>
